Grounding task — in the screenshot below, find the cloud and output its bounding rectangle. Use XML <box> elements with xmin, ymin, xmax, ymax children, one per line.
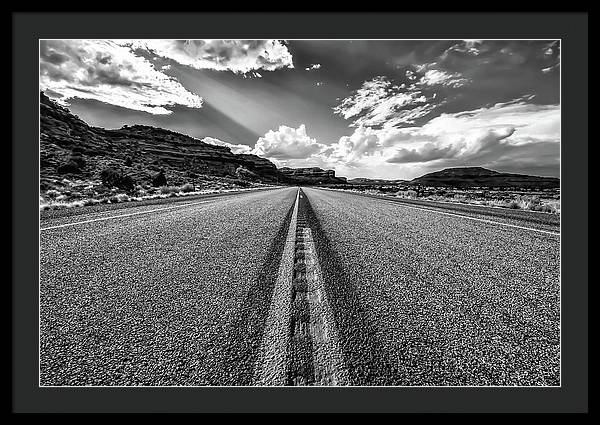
<box><xmin>120</xmin><ymin>40</ymin><xmax>293</xmax><ymax>74</ymax></box>
<box><xmin>387</xmin><ymin>143</ymin><xmax>461</xmax><ymax>163</ymax></box>
<box><xmin>333</xmin><ymin>76</ymin><xmax>435</xmax><ymax>129</ymax></box>
<box><xmin>386</xmin><ymin>127</ymin><xmax>516</xmax><ymax>164</ymax></box>
<box><xmin>40</xmin><ymin>40</ymin><xmax>203</xmax><ymax>114</ymax></box>
<box><xmin>252</xmin><ymin>124</ymin><xmax>325</xmax><ymax>160</ymax></box>
<box><xmin>443</xmin><ymin>39</ymin><xmax>485</xmax><ymax>57</ymax></box>
<box><xmin>333</xmin><ymin>69</ymin><xmax>469</xmax><ymax>129</ymax></box>
<box><xmin>202</xmin><ymin>137</ymin><xmax>252</xmax><ymax>154</ymax></box>
<box><xmin>419</xmin><ymin>69</ymin><xmax>469</xmax><ymax>87</ymax></box>
<box><xmin>380</xmin><ymin>101</ymin><xmax>559</xmax><ymax>177</ymax></box>
<box><xmin>305</xmin><ymin>63</ymin><xmax>321</xmax><ymax>71</ymax></box>
<box><xmin>439</xmin><ymin>40</ymin><xmax>560</xmax><ymax>78</ymax></box>
<box><xmin>256</xmin><ymin>99</ymin><xmax>559</xmax><ymax>179</ymax></box>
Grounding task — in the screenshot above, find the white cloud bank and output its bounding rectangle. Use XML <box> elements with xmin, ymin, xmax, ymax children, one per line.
<box><xmin>120</xmin><ymin>40</ymin><xmax>294</xmax><ymax>74</ymax></box>
<box><xmin>40</xmin><ymin>39</ymin><xmax>294</xmax><ymax>114</ymax></box>
<box><xmin>250</xmin><ymin>101</ymin><xmax>560</xmax><ymax>179</ymax></box>
<box><xmin>40</xmin><ymin>40</ymin><xmax>203</xmax><ymax>115</ymax></box>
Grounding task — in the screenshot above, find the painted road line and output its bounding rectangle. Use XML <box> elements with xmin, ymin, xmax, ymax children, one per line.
<box><xmin>39</xmin><ymin>199</ymin><xmax>214</xmax><ymax>231</ymax></box>
<box><xmin>302</xmin><ymin>227</ymin><xmax>349</xmax><ymax>386</ymax></box>
<box><xmin>379</xmin><ymin>199</ymin><xmax>560</xmax><ymax>236</ymax></box>
<box><xmin>255</xmin><ymin>188</ymin><xmax>300</xmax><ymax>385</ymax></box>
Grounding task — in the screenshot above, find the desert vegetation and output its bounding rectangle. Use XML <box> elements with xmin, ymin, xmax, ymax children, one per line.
<box><xmin>39</xmin><ymin>171</ymin><xmax>276</xmax><ymax>211</ymax></box>
<box><xmin>325</xmin><ymin>184</ymin><xmax>560</xmax><ymax>214</ymax></box>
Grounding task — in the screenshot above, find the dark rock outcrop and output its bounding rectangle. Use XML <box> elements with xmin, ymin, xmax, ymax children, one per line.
<box><xmin>279</xmin><ymin>167</ymin><xmax>347</xmax><ymax>185</ymax></box>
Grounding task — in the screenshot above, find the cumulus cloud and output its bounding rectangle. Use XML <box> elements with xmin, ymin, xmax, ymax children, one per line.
<box><xmin>380</xmin><ymin>101</ymin><xmax>559</xmax><ymax>176</ymax></box>
<box><xmin>120</xmin><ymin>40</ymin><xmax>293</xmax><ymax>74</ymax></box>
<box><xmin>202</xmin><ymin>137</ymin><xmax>252</xmax><ymax>154</ymax></box>
<box><xmin>255</xmin><ymin>99</ymin><xmax>559</xmax><ymax>179</ymax></box>
<box><xmin>386</xmin><ymin>127</ymin><xmax>515</xmax><ymax>164</ymax></box>
<box><xmin>252</xmin><ymin>124</ymin><xmax>325</xmax><ymax>160</ymax></box>
<box><xmin>39</xmin><ymin>40</ymin><xmax>203</xmax><ymax>115</ymax></box>
<box><xmin>387</xmin><ymin>143</ymin><xmax>461</xmax><ymax>163</ymax></box>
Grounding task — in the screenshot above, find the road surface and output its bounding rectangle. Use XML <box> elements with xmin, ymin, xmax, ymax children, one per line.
<box><xmin>40</xmin><ymin>187</ymin><xmax>560</xmax><ymax>386</ymax></box>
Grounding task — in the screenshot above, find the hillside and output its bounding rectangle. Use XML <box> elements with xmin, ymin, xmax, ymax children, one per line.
<box><xmin>410</xmin><ymin>167</ymin><xmax>560</xmax><ymax>188</ymax></box>
<box><xmin>40</xmin><ymin>92</ymin><xmax>283</xmax><ymax>190</ymax></box>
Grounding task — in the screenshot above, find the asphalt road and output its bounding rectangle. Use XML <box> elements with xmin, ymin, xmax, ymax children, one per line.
<box><xmin>302</xmin><ymin>188</ymin><xmax>560</xmax><ymax>386</ymax></box>
<box><xmin>40</xmin><ymin>186</ymin><xmax>560</xmax><ymax>386</ymax></box>
<box><xmin>40</xmin><ymin>187</ymin><xmax>297</xmax><ymax>385</ymax></box>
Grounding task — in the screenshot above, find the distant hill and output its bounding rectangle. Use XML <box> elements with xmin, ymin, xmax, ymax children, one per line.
<box><xmin>410</xmin><ymin>167</ymin><xmax>559</xmax><ymax>188</ymax></box>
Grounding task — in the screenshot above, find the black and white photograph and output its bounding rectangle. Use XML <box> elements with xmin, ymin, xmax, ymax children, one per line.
<box><xmin>36</xmin><ymin>37</ymin><xmax>565</xmax><ymax>389</ymax></box>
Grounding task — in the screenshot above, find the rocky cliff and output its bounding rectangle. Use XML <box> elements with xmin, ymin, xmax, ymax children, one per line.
<box><xmin>278</xmin><ymin>167</ymin><xmax>347</xmax><ymax>185</ymax></box>
<box><xmin>40</xmin><ymin>92</ymin><xmax>281</xmax><ymax>188</ymax></box>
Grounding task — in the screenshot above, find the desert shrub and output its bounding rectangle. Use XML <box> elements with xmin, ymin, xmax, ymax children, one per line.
<box><xmin>107</xmin><ymin>194</ymin><xmax>130</xmax><ymax>203</ymax></box>
<box><xmin>101</xmin><ymin>168</ymin><xmax>121</xmax><ymax>187</ymax></box>
<box><xmin>507</xmin><ymin>200</ymin><xmax>521</xmax><ymax>209</ymax></box>
<box><xmin>180</xmin><ymin>183</ymin><xmax>194</xmax><ymax>193</ymax></box>
<box><xmin>133</xmin><ymin>185</ymin><xmax>148</xmax><ymax>197</ymax></box>
<box><xmin>45</xmin><ymin>189</ymin><xmax>61</xmax><ymax>199</ymax></box>
<box><xmin>117</xmin><ymin>174</ymin><xmax>135</xmax><ymax>191</ymax></box>
<box><xmin>231</xmin><ymin>179</ymin><xmax>251</xmax><ymax>188</ymax></box>
<box><xmin>57</xmin><ymin>160</ymin><xmax>82</xmax><ymax>174</ymax></box>
<box><xmin>100</xmin><ymin>168</ymin><xmax>136</xmax><ymax>191</ymax></box>
<box><xmin>379</xmin><ymin>186</ymin><xmax>397</xmax><ymax>193</ymax></box>
<box><xmin>159</xmin><ymin>185</ymin><xmax>179</xmax><ymax>194</ymax></box>
<box><xmin>396</xmin><ymin>190</ymin><xmax>417</xmax><ymax>198</ymax></box>
<box><xmin>152</xmin><ymin>170</ymin><xmax>167</xmax><ymax>187</ymax></box>
<box><xmin>83</xmin><ymin>198</ymin><xmax>100</xmax><ymax>206</ymax></box>
<box><xmin>69</xmin><ymin>154</ymin><xmax>86</xmax><ymax>168</ymax></box>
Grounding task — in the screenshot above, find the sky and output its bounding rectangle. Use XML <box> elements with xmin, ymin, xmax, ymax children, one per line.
<box><xmin>40</xmin><ymin>39</ymin><xmax>560</xmax><ymax>180</ymax></box>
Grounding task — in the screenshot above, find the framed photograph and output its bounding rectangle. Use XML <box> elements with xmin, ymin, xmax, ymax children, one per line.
<box><xmin>12</xmin><ymin>11</ymin><xmax>588</xmax><ymax>414</ymax></box>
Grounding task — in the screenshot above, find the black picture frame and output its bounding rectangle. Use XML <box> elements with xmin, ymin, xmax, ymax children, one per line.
<box><xmin>12</xmin><ymin>11</ymin><xmax>588</xmax><ymax>413</ymax></box>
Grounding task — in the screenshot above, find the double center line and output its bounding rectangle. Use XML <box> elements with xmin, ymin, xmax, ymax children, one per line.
<box><xmin>255</xmin><ymin>189</ymin><xmax>348</xmax><ymax>386</ymax></box>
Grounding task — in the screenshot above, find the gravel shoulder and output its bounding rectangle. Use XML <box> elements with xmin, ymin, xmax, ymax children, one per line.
<box><xmin>303</xmin><ymin>187</ymin><xmax>560</xmax><ymax>386</ymax></box>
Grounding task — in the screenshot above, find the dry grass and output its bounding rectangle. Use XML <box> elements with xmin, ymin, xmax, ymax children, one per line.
<box><xmin>40</xmin><ymin>181</ymin><xmax>278</xmax><ymax>211</ymax></box>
